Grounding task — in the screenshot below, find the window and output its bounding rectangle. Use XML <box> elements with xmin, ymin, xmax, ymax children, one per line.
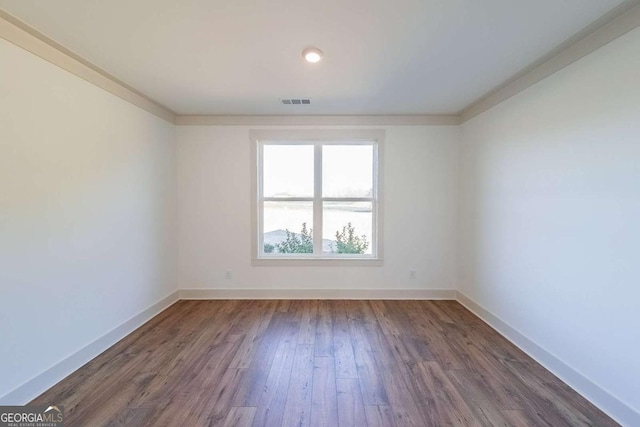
<box><xmin>251</xmin><ymin>130</ymin><xmax>384</xmax><ymax>264</ymax></box>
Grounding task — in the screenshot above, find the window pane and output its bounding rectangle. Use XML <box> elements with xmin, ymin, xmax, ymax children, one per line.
<box><xmin>263</xmin><ymin>201</ymin><xmax>313</xmax><ymax>254</ymax></box>
<box><xmin>323</xmin><ymin>145</ymin><xmax>373</xmax><ymax>198</ymax></box>
<box><xmin>322</xmin><ymin>202</ymin><xmax>373</xmax><ymax>255</ymax></box>
<box><xmin>263</xmin><ymin>145</ymin><xmax>314</xmax><ymax>197</ymax></box>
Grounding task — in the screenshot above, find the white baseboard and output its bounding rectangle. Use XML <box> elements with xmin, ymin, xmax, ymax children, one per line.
<box><xmin>179</xmin><ymin>288</ymin><xmax>456</xmax><ymax>300</ymax></box>
<box><xmin>0</xmin><ymin>291</ymin><xmax>180</xmax><ymax>405</ymax></box>
<box><xmin>456</xmin><ymin>291</ymin><xmax>639</xmax><ymax>427</ymax></box>
<box><xmin>8</xmin><ymin>288</ymin><xmax>633</xmax><ymax>426</ymax></box>
<box><xmin>0</xmin><ymin>288</ymin><xmax>449</xmax><ymax>405</ymax></box>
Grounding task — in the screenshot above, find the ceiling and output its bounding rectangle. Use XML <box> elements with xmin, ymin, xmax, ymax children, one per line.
<box><xmin>0</xmin><ymin>0</ymin><xmax>627</xmax><ymax>115</ymax></box>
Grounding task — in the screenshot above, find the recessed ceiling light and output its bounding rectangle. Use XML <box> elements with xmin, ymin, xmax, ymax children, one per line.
<box><xmin>302</xmin><ymin>47</ymin><xmax>323</xmax><ymax>63</ymax></box>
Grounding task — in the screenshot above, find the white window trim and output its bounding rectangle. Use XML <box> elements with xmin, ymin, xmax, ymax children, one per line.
<box><xmin>250</xmin><ymin>129</ymin><xmax>385</xmax><ymax>266</ymax></box>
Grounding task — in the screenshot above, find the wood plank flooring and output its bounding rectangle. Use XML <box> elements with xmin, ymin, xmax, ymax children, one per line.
<box><xmin>31</xmin><ymin>300</ymin><xmax>618</xmax><ymax>426</ymax></box>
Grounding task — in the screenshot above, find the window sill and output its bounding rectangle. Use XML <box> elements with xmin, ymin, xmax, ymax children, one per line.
<box><xmin>251</xmin><ymin>257</ymin><xmax>383</xmax><ymax>267</ymax></box>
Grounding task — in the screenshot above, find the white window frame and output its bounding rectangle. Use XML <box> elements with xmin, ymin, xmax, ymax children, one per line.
<box><xmin>250</xmin><ymin>129</ymin><xmax>384</xmax><ymax>266</ymax></box>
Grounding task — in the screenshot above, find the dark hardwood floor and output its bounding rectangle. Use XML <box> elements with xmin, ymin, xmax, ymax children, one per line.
<box><xmin>31</xmin><ymin>300</ymin><xmax>618</xmax><ymax>426</ymax></box>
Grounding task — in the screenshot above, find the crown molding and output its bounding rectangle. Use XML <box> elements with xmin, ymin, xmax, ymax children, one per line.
<box><xmin>3</xmin><ymin>2</ymin><xmax>640</xmax><ymax>127</ymax></box>
<box><xmin>459</xmin><ymin>0</ymin><xmax>640</xmax><ymax>123</ymax></box>
<box><xmin>175</xmin><ymin>114</ymin><xmax>461</xmax><ymax>126</ymax></box>
<box><xmin>0</xmin><ymin>9</ymin><xmax>177</xmax><ymax>124</ymax></box>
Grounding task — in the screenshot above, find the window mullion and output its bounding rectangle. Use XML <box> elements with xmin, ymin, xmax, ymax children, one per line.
<box><xmin>254</xmin><ymin>134</ymin><xmax>382</xmax><ymax>262</ymax></box>
<box><xmin>320</xmin><ymin>197</ymin><xmax>374</xmax><ymax>203</ymax></box>
<box><xmin>313</xmin><ymin>143</ymin><xmax>323</xmax><ymax>256</ymax></box>
<box><xmin>263</xmin><ymin>197</ymin><xmax>314</xmax><ymax>202</ymax></box>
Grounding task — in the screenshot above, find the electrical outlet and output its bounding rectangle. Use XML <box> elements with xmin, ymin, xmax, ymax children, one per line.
<box><xmin>409</xmin><ymin>270</ymin><xmax>416</xmax><ymax>279</ymax></box>
<box><xmin>224</xmin><ymin>270</ymin><xmax>232</xmax><ymax>280</ymax></box>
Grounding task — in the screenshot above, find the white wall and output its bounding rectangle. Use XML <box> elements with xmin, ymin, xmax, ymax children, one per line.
<box><xmin>177</xmin><ymin>125</ymin><xmax>459</xmax><ymax>294</ymax></box>
<box><xmin>0</xmin><ymin>39</ymin><xmax>177</xmax><ymax>400</ymax></box>
<box><xmin>3</xmin><ymin>12</ymin><xmax>638</xmax><ymax>424</ymax></box>
<box><xmin>459</xmin><ymin>27</ymin><xmax>640</xmax><ymax>423</ymax></box>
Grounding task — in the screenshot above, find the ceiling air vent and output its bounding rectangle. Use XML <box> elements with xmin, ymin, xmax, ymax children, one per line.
<box><xmin>280</xmin><ymin>98</ymin><xmax>311</xmax><ymax>105</ymax></box>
